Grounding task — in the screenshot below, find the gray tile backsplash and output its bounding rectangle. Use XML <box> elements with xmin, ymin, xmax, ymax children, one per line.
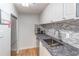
<box><xmin>41</xmin><ymin>23</ymin><xmax>79</xmax><ymax>48</ymax></box>
<box><xmin>46</xmin><ymin>28</ymin><xmax>60</xmax><ymax>39</ymax></box>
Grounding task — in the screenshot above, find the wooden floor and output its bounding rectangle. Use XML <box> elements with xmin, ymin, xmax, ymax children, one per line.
<box><xmin>11</xmin><ymin>51</ymin><xmax>17</xmax><ymax>56</ymax></box>
<box><xmin>11</xmin><ymin>47</ymin><xmax>39</xmax><ymax>56</ymax></box>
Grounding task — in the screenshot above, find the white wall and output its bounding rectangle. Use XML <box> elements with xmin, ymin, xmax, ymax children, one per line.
<box><xmin>17</xmin><ymin>14</ymin><xmax>39</xmax><ymax>50</ymax></box>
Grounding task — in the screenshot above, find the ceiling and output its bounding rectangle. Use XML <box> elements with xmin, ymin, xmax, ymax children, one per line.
<box><xmin>14</xmin><ymin>3</ymin><xmax>48</xmax><ymax>14</ymax></box>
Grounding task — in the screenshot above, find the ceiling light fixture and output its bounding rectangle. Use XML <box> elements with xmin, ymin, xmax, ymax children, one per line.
<box><xmin>21</xmin><ymin>3</ymin><xmax>32</xmax><ymax>7</ymax></box>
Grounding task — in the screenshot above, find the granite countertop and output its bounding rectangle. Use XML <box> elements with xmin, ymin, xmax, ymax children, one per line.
<box><xmin>36</xmin><ymin>34</ymin><xmax>79</xmax><ymax>56</ymax></box>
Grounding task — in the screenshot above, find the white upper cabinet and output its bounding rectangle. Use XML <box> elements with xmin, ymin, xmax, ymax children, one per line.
<box><xmin>63</xmin><ymin>3</ymin><xmax>79</xmax><ymax>19</ymax></box>
<box><xmin>49</xmin><ymin>3</ymin><xmax>64</xmax><ymax>22</ymax></box>
<box><xmin>40</xmin><ymin>3</ymin><xmax>79</xmax><ymax>24</ymax></box>
<box><xmin>40</xmin><ymin>3</ymin><xmax>63</xmax><ymax>24</ymax></box>
<box><xmin>63</xmin><ymin>3</ymin><xmax>76</xmax><ymax>19</ymax></box>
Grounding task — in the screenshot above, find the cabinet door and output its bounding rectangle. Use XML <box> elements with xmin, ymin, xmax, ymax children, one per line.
<box><xmin>50</xmin><ymin>3</ymin><xmax>64</xmax><ymax>22</ymax></box>
<box><xmin>40</xmin><ymin>3</ymin><xmax>64</xmax><ymax>24</ymax></box>
<box><xmin>64</xmin><ymin>3</ymin><xmax>76</xmax><ymax>19</ymax></box>
<box><xmin>39</xmin><ymin>41</ymin><xmax>51</xmax><ymax>56</ymax></box>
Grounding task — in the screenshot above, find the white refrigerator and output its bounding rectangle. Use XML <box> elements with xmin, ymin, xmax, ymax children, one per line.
<box><xmin>0</xmin><ymin>25</ymin><xmax>11</xmax><ymax>56</ymax></box>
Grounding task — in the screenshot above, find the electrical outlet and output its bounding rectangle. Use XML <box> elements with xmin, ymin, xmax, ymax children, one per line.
<box><xmin>66</xmin><ymin>33</ymin><xmax>70</xmax><ymax>38</ymax></box>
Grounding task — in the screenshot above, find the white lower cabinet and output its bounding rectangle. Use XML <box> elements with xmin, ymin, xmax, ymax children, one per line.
<box><xmin>39</xmin><ymin>41</ymin><xmax>52</xmax><ymax>56</ymax></box>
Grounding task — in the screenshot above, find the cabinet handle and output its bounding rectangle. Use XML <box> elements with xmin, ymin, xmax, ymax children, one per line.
<box><xmin>0</xmin><ymin>36</ymin><xmax>3</xmax><ymax>38</ymax></box>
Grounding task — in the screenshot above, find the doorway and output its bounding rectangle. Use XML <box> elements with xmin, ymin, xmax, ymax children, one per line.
<box><xmin>11</xmin><ymin>14</ymin><xmax>17</xmax><ymax>56</ymax></box>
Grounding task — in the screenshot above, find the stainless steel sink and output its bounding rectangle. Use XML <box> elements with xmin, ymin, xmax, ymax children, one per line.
<box><xmin>43</xmin><ymin>39</ymin><xmax>63</xmax><ymax>47</ymax></box>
